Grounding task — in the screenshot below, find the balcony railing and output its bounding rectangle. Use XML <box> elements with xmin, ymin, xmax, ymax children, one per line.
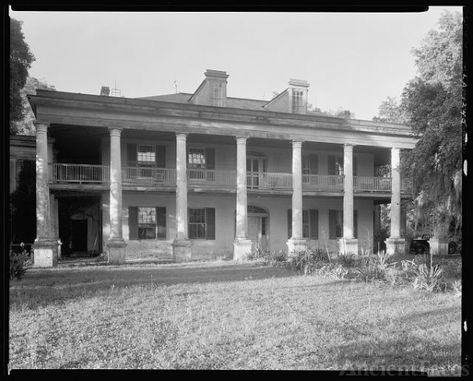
<box><xmin>188</xmin><ymin>168</ymin><xmax>236</xmax><ymax>188</ymax></box>
<box><xmin>122</xmin><ymin>167</ymin><xmax>176</xmax><ymax>186</ymax></box>
<box><xmin>49</xmin><ymin>163</ymin><xmax>412</xmax><ymax>194</ymax></box>
<box><xmin>248</xmin><ymin>172</ymin><xmax>293</xmax><ymax>190</ymax></box>
<box><xmin>49</xmin><ymin>163</ymin><xmax>109</xmax><ymax>184</ymax></box>
<box><xmin>302</xmin><ymin>175</ymin><xmax>344</xmax><ymax>192</ymax></box>
<box><xmin>354</xmin><ymin>176</ymin><xmax>392</xmax><ymax>192</ymax></box>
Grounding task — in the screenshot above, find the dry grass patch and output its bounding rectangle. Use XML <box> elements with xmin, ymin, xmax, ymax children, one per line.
<box><xmin>9</xmin><ymin>261</ymin><xmax>461</xmax><ymax>372</ymax></box>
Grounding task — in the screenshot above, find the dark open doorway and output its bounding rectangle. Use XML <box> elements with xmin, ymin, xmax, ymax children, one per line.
<box><xmin>71</xmin><ymin>219</ymin><xmax>88</xmax><ymax>252</ymax></box>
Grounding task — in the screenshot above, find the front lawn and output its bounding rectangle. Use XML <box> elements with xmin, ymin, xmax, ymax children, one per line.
<box><xmin>9</xmin><ymin>261</ymin><xmax>461</xmax><ymax>372</ymax></box>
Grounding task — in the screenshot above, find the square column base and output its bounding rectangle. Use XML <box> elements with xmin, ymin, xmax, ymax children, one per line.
<box><xmin>428</xmin><ymin>237</ymin><xmax>448</xmax><ymax>256</ymax></box>
<box><xmin>385</xmin><ymin>237</ymin><xmax>406</xmax><ymax>255</ymax></box>
<box><xmin>233</xmin><ymin>238</ymin><xmax>253</xmax><ymax>261</ymax></box>
<box><xmin>339</xmin><ymin>238</ymin><xmax>359</xmax><ymax>255</ymax></box>
<box><xmin>286</xmin><ymin>238</ymin><xmax>308</xmax><ymax>258</ymax></box>
<box><xmin>33</xmin><ymin>239</ymin><xmax>59</xmax><ymax>268</ymax></box>
<box><xmin>107</xmin><ymin>239</ymin><xmax>127</xmax><ymax>264</ymax></box>
<box><xmin>172</xmin><ymin>239</ymin><xmax>192</xmax><ymax>262</ymax></box>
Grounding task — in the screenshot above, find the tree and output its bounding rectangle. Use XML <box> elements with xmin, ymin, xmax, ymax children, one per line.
<box><xmin>10</xmin><ymin>19</ymin><xmax>35</xmax><ymax>134</ymax></box>
<box><xmin>372</xmin><ymin>96</ymin><xmax>406</xmax><ymax>124</ymax></box>
<box><xmin>11</xmin><ymin>77</ymin><xmax>56</xmax><ymax>135</ymax></box>
<box><xmin>402</xmin><ymin>11</ymin><xmax>462</xmax><ymax>238</ymax></box>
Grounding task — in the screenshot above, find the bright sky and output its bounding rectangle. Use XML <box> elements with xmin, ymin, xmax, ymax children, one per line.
<box><xmin>11</xmin><ymin>7</ymin><xmax>462</xmax><ymax>120</ymax></box>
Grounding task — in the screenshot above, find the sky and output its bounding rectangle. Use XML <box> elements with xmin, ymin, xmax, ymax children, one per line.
<box><xmin>10</xmin><ymin>7</ymin><xmax>462</xmax><ymax>120</ymax></box>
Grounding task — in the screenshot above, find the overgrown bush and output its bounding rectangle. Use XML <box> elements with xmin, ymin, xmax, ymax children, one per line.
<box><xmin>316</xmin><ymin>263</ymin><xmax>348</xmax><ymax>279</ymax></box>
<box><xmin>337</xmin><ymin>253</ymin><xmax>357</xmax><ymax>267</ymax></box>
<box><xmin>401</xmin><ymin>259</ymin><xmax>446</xmax><ymax>292</ymax></box>
<box><xmin>10</xmin><ymin>249</ymin><xmax>29</xmax><ymax>280</ymax></box>
<box><xmin>247</xmin><ymin>244</ymin><xmax>287</xmax><ymax>265</ymax></box>
<box><xmin>290</xmin><ymin>248</ymin><xmax>331</xmax><ymax>275</ymax></box>
<box><xmin>354</xmin><ymin>251</ymin><xmax>398</xmax><ymax>284</ymax></box>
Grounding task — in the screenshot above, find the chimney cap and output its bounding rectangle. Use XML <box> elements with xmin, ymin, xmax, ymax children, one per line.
<box><xmin>204</xmin><ymin>69</ymin><xmax>229</xmax><ymax>79</ymax></box>
<box><xmin>100</xmin><ymin>86</ymin><xmax>110</xmax><ymax>96</ymax></box>
<box><xmin>288</xmin><ymin>79</ymin><xmax>309</xmax><ymax>88</ymax></box>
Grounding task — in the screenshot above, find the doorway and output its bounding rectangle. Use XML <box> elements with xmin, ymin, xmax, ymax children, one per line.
<box><xmin>71</xmin><ymin>219</ymin><xmax>88</xmax><ymax>252</ymax></box>
<box><xmin>247</xmin><ymin>155</ymin><xmax>267</xmax><ymax>189</ymax></box>
<box><xmin>247</xmin><ymin>205</ymin><xmax>269</xmax><ymax>251</ymax></box>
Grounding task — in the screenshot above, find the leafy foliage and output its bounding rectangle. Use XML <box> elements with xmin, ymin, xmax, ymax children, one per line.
<box><xmin>10</xmin><ymin>249</ymin><xmax>29</xmax><ymax>280</ymax></box>
<box><xmin>374</xmin><ymin>10</ymin><xmax>463</xmax><ymax>240</ymax></box>
<box><xmin>10</xmin><ymin>19</ymin><xmax>35</xmax><ymax>132</ymax></box>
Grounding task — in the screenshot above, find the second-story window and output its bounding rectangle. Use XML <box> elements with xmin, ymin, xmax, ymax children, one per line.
<box><xmin>188</xmin><ymin>148</ymin><xmax>206</xmax><ymax>169</ymax></box>
<box><xmin>138</xmin><ymin>145</ymin><xmax>156</xmax><ymax>166</ymax></box>
<box><xmin>328</xmin><ymin>155</ymin><xmax>344</xmax><ymax>175</ymax></box>
<box><xmin>292</xmin><ymin>90</ymin><xmax>304</xmax><ymax>113</ymax></box>
<box><xmin>188</xmin><ymin>147</ymin><xmax>215</xmax><ymax>180</ymax></box>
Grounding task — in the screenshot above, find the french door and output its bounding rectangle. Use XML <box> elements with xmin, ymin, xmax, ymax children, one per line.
<box><xmin>247</xmin><ymin>157</ymin><xmax>267</xmax><ymax>189</ymax></box>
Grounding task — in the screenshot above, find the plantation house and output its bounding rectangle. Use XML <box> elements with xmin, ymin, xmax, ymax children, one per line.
<box><xmin>27</xmin><ymin>69</ymin><xmax>417</xmax><ymax>267</ymax></box>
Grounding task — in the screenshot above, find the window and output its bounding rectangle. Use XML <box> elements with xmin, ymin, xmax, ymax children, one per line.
<box><xmin>188</xmin><ymin>148</ymin><xmax>206</xmax><ymax>169</ymax></box>
<box><xmin>188</xmin><ymin>148</ymin><xmax>215</xmax><ymax>180</ymax></box>
<box><xmin>292</xmin><ymin>90</ymin><xmax>304</xmax><ymax>113</ymax></box>
<box><xmin>128</xmin><ymin>207</ymin><xmax>166</xmax><ymax>240</ymax></box>
<box><xmin>287</xmin><ymin>209</ymin><xmax>318</xmax><ymax>239</ymax></box>
<box><xmin>137</xmin><ymin>145</ymin><xmax>156</xmax><ymax>165</ymax></box>
<box><xmin>189</xmin><ymin>208</ymin><xmax>215</xmax><ymax>240</ymax></box>
<box><xmin>329</xmin><ymin>210</ymin><xmax>358</xmax><ymax>239</ymax></box>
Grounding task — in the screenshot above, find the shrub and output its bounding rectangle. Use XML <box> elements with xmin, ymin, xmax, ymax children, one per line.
<box><xmin>316</xmin><ymin>263</ymin><xmax>348</xmax><ymax>280</ymax></box>
<box><xmin>10</xmin><ymin>249</ymin><xmax>29</xmax><ymax>280</ymax></box>
<box><xmin>451</xmin><ymin>280</ymin><xmax>462</xmax><ymax>297</ymax></box>
<box><xmin>290</xmin><ymin>248</ymin><xmax>331</xmax><ymax>275</ymax></box>
<box><xmin>354</xmin><ymin>251</ymin><xmax>398</xmax><ymax>284</ymax></box>
<box><xmin>401</xmin><ymin>259</ymin><xmax>446</xmax><ymax>292</ymax></box>
<box><xmin>337</xmin><ymin>253</ymin><xmax>357</xmax><ymax>267</ymax></box>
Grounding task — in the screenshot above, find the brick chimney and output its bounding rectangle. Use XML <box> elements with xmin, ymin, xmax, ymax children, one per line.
<box><xmin>288</xmin><ymin>79</ymin><xmax>309</xmax><ymax>114</ymax></box>
<box><xmin>190</xmin><ymin>69</ymin><xmax>229</xmax><ymax>107</ymax></box>
<box><xmin>100</xmin><ymin>86</ymin><xmax>110</xmax><ymax>96</ymax></box>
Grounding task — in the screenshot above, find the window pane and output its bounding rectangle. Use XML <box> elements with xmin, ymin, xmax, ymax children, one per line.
<box><xmin>137</xmin><ymin>145</ymin><xmax>156</xmax><ymax>163</ymax></box>
<box><xmin>138</xmin><ymin>207</ymin><xmax>156</xmax><ymax>223</ymax></box>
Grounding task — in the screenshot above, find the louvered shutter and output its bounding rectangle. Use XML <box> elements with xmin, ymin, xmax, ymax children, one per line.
<box><xmin>328</xmin><ymin>155</ymin><xmax>336</xmax><ymax>175</ymax></box>
<box><xmin>128</xmin><ymin>207</ymin><xmax>138</xmax><ymax>240</ymax></box>
<box><xmin>206</xmin><ymin>208</ymin><xmax>215</xmax><ymax>240</ymax></box>
<box><xmin>287</xmin><ymin>209</ymin><xmax>292</xmax><ymax>238</ymax></box>
<box><xmin>309</xmin><ymin>209</ymin><xmax>318</xmax><ymax>240</ymax></box>
<box><xmin>127</xmin><ymin>144</ymin><xmax>137</xmax><ymax>167</ymax></box>
<box><xmin>156</xmin><ymin>207</ymin><xmax>166</xmax><ymax>239</ymax></box>
<box><xmin>156</xmin><ymin>145</ymin><xmax>166</xmax><ymax>168</ymax></box>
<box><xmin>329</xmin><ymin>209</ymin><xmax>337</xmax><ymax>239</ymax></box>
<box><xmin>309</xmin><ymin>154</ymin><xmax>318</xmax><ymax>175</ymax></box>
<box><xmin>205</xmin><ymin>148</ymin><xmax>215</xmax><ymax>181</ymax></box>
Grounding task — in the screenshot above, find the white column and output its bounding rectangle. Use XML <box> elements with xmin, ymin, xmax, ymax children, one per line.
<box><xmin>292</xmin><ymin>140</ymin><xmax>303</xmax><ymax>239</ymax></box>
<box><xmin>173</xmin><ymin>133</ymin><xmax>192</xmax><ymax>262</ymax></box>
<box><xmin>343</xmin><ymin>144</ymin><xmax>354</xmax><ymax>239</ymax></box>
<box><xmin>175</xmin><ymin>133</ymin><xmax>188</xmax><ymax>240</ymax></box>
<box><xmin>287</xmin><ymin>140</ymin><xmax>307</xmax><ymax>256</ymax></box>
<box><xmin>235</xmin><ymin>137</ymin><xmax>248</xmax><ymax>239</ymax></box>
<box><xmin>233</xmin><ymin>136</ymin><xmax>252</xmax><ymax>260</ymax></box>
<box><xmin>107</xmin><ymin>127</ymin><xmax>126</xmax><ymax>264</ymax></box>
<box><xmin>33</xmin><ymin>121</ymin><xmax>57</xmax><ymax>267</ymax></box>
<box><xmin>390</xmin><ymin>147</ymin><xmax>401</xmax><ymax>238</ymax></box>
<box><xmin>108</xmin><ymin>127</ymin><xmax>124</xmax><ymax>241</ymax></box>
<box><xmin>386</xmin><ymin>147</ymin><xmax>405</xmax><ymax>255</ymax></box>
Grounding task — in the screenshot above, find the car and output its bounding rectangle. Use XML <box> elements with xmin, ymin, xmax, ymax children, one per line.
<box><xmin>410</xmin><ymin>234</ymin><xmax>458</xmax><ymax>255</ymax></box>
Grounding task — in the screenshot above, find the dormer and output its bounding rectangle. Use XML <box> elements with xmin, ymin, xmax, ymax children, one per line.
<box><xmin>263</xmin><ymin>78</ymin><xmax>309</xmax><ymax>114</ymax></box>
<box><xmin>288</xmin><ymin>79</ymin><xmax>309</xmax><ymax>114</ymax></box>
<box><xmin>189</xmin><ymin>69</ymin><xmax>229</xmax><ymax>107</ymax></box>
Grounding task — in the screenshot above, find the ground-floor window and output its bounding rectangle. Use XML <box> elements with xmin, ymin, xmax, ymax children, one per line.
<box><xmin>189</xmin><ymin>208</ymin><xmax>215</xmax><ymax>240</ymax></box>
<box><xmin>329</xmin><ymin>209</ymin><xmax>358</xmax><ymax>239</ymax></box>
<box><xmin>128</xmin><ymin>206</ymin><xmax>166</xmax><ymax>240</ymax></box>
<box><xmin>287</xmin><ymin>209</ymin><xmax>319</xmax><ymax>239</ymax></box>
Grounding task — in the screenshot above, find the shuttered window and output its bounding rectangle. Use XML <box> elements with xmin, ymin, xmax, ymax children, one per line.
<box><xmin>329</xmin><ymin>210</ymin><xmax>358</xmax><ymax>239</ymax></box>
<box><xmin>128</xmin><ymin>206</ymin><xmax>166</xmax><ymax>240</ymax></box>
<box><xmin>288</xmin><ymin>209</ymin><xmax>319</xmax><ymax>239</ymax></box>
<box><xmin>126</xmin><ymin>143</ymin><xmax>166</xmax><ymax>168</ymax></box>
<box><xmin>328</xmin><ymin>155</ymin><xmax>343</xmax><ymax>175</ymax></box>
<box><xmin>189</xmin><ymin>208</ymin><xmax>215</xmax><ymax>240</ymax></box>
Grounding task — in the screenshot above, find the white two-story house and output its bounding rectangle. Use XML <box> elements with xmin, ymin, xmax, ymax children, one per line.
<box><xmin>28</xmin><ymin>69</ymin><xmax>417</xmax><ymax>267</ymax></box>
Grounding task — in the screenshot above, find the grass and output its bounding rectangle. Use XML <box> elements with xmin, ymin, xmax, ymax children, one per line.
<box><xmin>9</xmin><ymin>260</ymin><xmax>461</xmax><ymax>373</ymax></box>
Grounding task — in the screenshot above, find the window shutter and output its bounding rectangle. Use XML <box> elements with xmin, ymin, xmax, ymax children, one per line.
<box><xmin>353</xmin><ymin>156</ymin><xmax>358</xmax><ymax>177</ymax></box>
<box><xmin>206</xmin><ymin>148</ymin><xmax>215</xmax><ymax>169</ymax></box>
<box><xmin>354</xmin><ymin>210</ymin><xmax>358</xmax><ymax>239</ymax></box>
<box><xmin>156</xmin><ymin>207</ymin><xmax>166</xmax><ymax>239</ymax></box>
<box><xmin>128</xmin><ymin>207</ymin><xmax>138</xmax><ymax>240</ymax></box>
<box><xmin>156</xmin><ymin>145</ymin><xmax>166</xmax><ymax>168</ymax></box>
<box><xmin>127</xmin><ymin>144</ymin><xmax>137</xmax><ymax>167</ymax></box>
<box><xmin>309</xmin><ymin>154</ymin><xmax>318</xmax><ymax>175</ymax></box>
<box><xmin>328</xmin><ymin>155</ymin><xmax>336</xmax><ymax>175</ymax></box>
<box><xmin>206</xmin><ymin>208</ymin><xmax>215</xmax><ymax>240</ymax></box>
<box><xmin>309</xmin><ymin>209</ymin><xmax>318</xmax><ymax>240</ymax></box>
<box><xmin>287</xmin><ymin>209</ymin><xmax>292</xmax><ymax>238</ymax></box>
<box><xmin>329</xmin><ymin>209</ymin><xmax>337</xmax><ymax>239</ymax></box>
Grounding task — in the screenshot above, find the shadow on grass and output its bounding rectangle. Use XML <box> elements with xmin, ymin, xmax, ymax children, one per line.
<box><xmin>10</xmin><ymin>263</ymin><xmax>298</xmax><ymax>308</ymax></box>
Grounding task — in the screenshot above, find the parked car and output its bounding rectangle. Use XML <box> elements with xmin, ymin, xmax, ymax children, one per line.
<box><xmin>409</xmin><ymin>234</ymin><xmax>458</xmax><ymax>255</ymax></box>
